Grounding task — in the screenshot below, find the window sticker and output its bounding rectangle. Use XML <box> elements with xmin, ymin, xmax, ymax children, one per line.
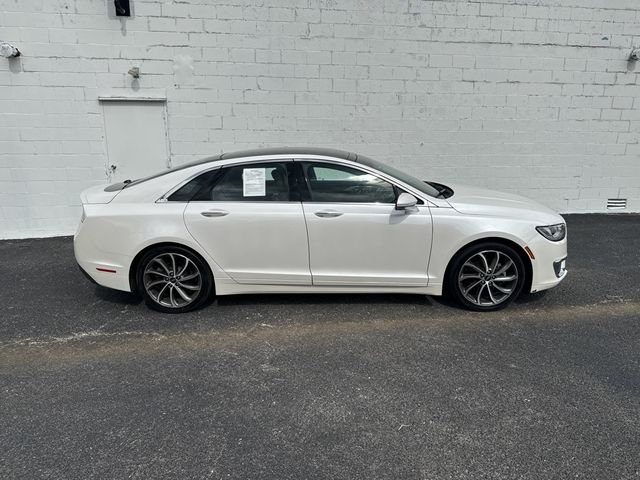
<box><xmin>243</xmin><ymin>168</ymin><xmax>266</xmax><ymax>197</ymax></box>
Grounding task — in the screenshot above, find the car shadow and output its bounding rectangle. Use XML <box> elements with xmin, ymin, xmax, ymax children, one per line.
<box><xmin>94</xmin><ymin>285</ymin><xmax>142</xmax><ymax>306</ymax></box>
<box><xmin>514</xmin><ymin>290</ymin><xmax>548</xmax><ymax>305</ymax></box>
<box><xmin>214</xmin><ymin>292</ymin><xmax>435</xmax><ymax>307</ymax></box>
<box><xmin>91</xmin><ymin>283</ymin><xmax>548</xmax><ymax>312</ymax></box>
<box><xmin>434</xmin><ymin>291</ymin><xmax>550</xmax><ymax>309</ymax></box>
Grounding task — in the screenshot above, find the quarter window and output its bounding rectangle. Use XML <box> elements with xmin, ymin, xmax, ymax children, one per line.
<box><xmin>303</xmin><ymin>162</ymin><xmax>397</xmax><ymax>204</ymax></box>
<box><xmin>167</xmin><ymin>169</ymin><xmax>222</xmax><ymax>202</ymax></box>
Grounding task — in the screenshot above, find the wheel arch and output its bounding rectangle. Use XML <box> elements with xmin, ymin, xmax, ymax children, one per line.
<box><xmin>129</xmin><ymin>241</ymin><xmax>214</xmax><ymax>293</ymax></box>
<box><xmin>443</xmin><ymin>236</ymin><xmax>533</xmax><ymax>295</ymax></box>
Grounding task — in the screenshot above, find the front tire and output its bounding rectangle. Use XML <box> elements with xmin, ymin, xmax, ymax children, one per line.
<box><xmin>446</xmin><ymin>242</ymin><xmax>526</xmax><ymax>312</ymax></box>
<box><xmin>136</xmin><ymin>246</ymin><xmax>213</xmax><ymax>313</ymax></box>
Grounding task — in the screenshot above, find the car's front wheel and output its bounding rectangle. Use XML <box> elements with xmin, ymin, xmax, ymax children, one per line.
<box><xmin>136</xmin><ymin>246</ymin><xmax>213</xmax><ymax>313</ymax></box>
<box><xmin>447</xmin><ymin>242</ymin><xmax>526</xmax><ymax>311</ymax></box>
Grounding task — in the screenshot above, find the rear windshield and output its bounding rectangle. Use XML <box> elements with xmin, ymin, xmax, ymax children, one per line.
<box><xmin>104</xmin><ymin>156</ymin><xmax>222</xmax><ymax>192</ymax></box>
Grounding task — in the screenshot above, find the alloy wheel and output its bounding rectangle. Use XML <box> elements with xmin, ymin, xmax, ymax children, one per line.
<box><xmin>143</xmin><ymin>252</ymin><xmax>202</xmax><ymax>309</ymax></box>
<box><xmin>457</xmin><ymin>250</ymin><xmax>519</xmax><ymax>307</ymax></box>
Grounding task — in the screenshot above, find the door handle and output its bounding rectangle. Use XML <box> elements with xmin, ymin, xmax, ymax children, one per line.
<box><xmin>314</xmin><ymin>210</ymin><xmax>343</xmax><ymax>218</ymax></box>
<box><xmin>201</xmin><ymin>210</ymin><xmax>229</xmax><ymax>218</ymax></box>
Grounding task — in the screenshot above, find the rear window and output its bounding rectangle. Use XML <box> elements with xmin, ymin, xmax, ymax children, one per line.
<box><xmin>167</xmin><ymin>162</ymin><xmax>293</xmax><ymax>202</ymax></box>
<box><xmin>208</xmin><ymin>163</ymin><xmax>292</xmax><ymax>202</ymax></box>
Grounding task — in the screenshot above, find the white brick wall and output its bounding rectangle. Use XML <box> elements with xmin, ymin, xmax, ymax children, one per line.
<box><xmin>1</xmin><ymin>0</ymin><xmax>639</xmax><ymax>238</ymax></box>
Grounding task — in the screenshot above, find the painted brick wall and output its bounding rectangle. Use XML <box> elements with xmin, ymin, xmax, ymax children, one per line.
<box><xmin>1</xmin><ymin>0</ymin><xmax>639</xmax><ymax>238</ymax></box>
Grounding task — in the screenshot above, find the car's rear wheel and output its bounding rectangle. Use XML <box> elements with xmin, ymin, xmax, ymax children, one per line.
<box><xmin>137</xmin><ymin>246</ymin><xmax>213</xmax><ymax>313</ymax></box>
<box><xmin>447</xmin><ymin>242</ymin><xmax>526</xmax><ymax>311</ymax></box>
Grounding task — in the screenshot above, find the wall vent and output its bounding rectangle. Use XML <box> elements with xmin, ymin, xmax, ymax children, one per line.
<box><xmin>607</xmin><ymin>198</ymin><xmax>627</xmax><ymax>210</ymax></box>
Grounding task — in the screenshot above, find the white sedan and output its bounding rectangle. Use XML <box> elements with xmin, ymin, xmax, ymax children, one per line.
<box><xmin>74</xmin><ymin>148</ymin><xmax>567</xmax><ymax>313</ymax></box>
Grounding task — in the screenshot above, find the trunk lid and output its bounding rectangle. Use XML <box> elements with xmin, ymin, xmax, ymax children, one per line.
<box><xmin>80</xmin><ymin>183</ymin><xmax>127</xmax><ymax>204</ymax></box>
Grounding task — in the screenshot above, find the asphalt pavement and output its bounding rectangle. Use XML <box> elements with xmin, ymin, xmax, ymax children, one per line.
<box><xmin>1</xmin><ymin>214</ymin><xmax>639</xmax><ymax>479</ymax></box>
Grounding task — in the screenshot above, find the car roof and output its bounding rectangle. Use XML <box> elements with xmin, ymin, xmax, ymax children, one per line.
<box><xmin>189</xmin><ymin>147</ymin><xmax>357</xmax><ymax>167</ymax></box>
<box><xmin>116</xmin><ymin>147</ymin><xmax>360</xmax><ymax>191</ymax></box>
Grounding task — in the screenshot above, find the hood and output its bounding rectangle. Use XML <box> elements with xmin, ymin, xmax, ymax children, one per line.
<box><xmin>80</xmin><ymin>184</ymin><xmax>123</xmax><ymax>204</ymax></box>
<box><xmin>443</xmin><ymin>183</ymin><xmax>563</xmax><ymax>224</ymax></box>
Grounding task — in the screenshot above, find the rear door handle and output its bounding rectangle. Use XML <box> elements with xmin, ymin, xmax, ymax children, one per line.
<box><xmin>314</xmin><ymin>210</ymin><xmax>343</xmax><ymax>218</ymax></box>
<box><xmin>201</xmin><ymin>210</ymin><xmax>229</xmax><ymax>218</ymax></box>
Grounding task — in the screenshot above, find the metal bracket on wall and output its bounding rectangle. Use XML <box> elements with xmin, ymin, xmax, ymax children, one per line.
<box><xmin>114</xmin><ymin>0</ymin><xmax>131</xmax><ymax>17</ymax></box>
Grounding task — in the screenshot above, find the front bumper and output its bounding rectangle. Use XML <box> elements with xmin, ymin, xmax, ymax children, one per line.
<box><xmin>528</xmin><ymin>234</ymin><xmax>568</xmax><ymax>293</ymax></box>
<box><xmin>553</xmin><ymin>257</ymin><xmax>567</xmax><ymax>279</ymax></box>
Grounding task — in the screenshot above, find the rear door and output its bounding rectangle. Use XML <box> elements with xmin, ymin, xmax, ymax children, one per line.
<box><xmin>183</xmin><ymin>160</ymin><xmax>311</xmax><ymax>285</ymax></box>
<box><xmin>298</xmin><ymin>160</ymin><xmax>432</xmax><ymax>286</ymax></box>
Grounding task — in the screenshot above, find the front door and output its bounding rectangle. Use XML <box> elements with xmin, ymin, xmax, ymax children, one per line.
<box><xmin>299</xmin><ymin>161</ymin><xmax>432</xmax><ymax>286</ymax></box>
<box><xmin>183</xmin><ymin>161</ymin><xmax>311</xmax><ymax>285</ymax></box>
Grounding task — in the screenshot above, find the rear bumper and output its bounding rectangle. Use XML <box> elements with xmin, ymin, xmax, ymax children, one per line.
<box><xmin>74</xmin><ymin>226</ymin><xmax>133</xmax><ymax>292</ymax></box>
<box><xmin>78</xmin><ymin>264</ymin><xmax>98</xmax><ymax>285</ymax></box>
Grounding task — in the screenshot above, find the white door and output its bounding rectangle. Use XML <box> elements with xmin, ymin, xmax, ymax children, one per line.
<box><xmin>101</xmin><ymin>100</ymin><xmax>169</xmax><ymax>182</ymax></box>
<box><xmin>300</xmin><ymin>161</ymin><xmax>432</xmax><ymax>286</ymax></box>
<box><xmin>183</xmin><ymin>161</ymin><xmax>311</xmax><ymax>285</ymax></box>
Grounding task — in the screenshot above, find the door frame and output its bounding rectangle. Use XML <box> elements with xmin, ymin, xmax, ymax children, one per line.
<box><xmin>98</xmin><ymin>94</ymin><xmax>171</xmax><ymax>183</ymax></box>
<box><xmin>293</xmin><ymin>157</ymin><xmax>434</xmax><ymax>287</ymax></box>
<box><xmin>181</xmin><ymin>159</ymin><xmax>312</xmax><ymax>285</ymax></box>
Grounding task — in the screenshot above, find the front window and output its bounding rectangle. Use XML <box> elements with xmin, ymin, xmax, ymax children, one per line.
<box><xmin>303</xmin><ymin>162</ymin><xmax>397</xmax><ymax>203</ymax></box>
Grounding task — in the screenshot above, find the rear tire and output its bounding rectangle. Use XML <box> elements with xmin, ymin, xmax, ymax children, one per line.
<box><xmin>446</xmin><ymin>242</ymin><xmax>526</xmax><ymax>312</ymax></box>
<box><xmin>136</xmin><ymin>246</ymin><xmax>213</xmax><ymax>313</ymax></box>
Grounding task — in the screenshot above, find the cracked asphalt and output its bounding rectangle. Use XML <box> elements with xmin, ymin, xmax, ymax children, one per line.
<box><xmin>1</xmin><ymin>214</ymin><xmax>639</xmax><ymax>479</ymax></box>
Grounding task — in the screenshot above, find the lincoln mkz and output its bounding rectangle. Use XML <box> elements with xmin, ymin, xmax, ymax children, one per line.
<box><xmin>75</xmin><ymin>148</ymin><xmax>567</xmax><ymax>313</ymax></box>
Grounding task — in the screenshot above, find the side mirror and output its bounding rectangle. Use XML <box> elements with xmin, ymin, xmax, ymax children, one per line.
<box><xmin>395</xmin><ymin>192</ymin><xmax>418</xmax><ymax>211</ymax></box>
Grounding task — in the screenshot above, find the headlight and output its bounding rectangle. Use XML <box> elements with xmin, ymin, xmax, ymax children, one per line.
<box><xmin>536</xmin><ymin>223</ymin><xmax>566</xmax><ymax>242</ymax></box>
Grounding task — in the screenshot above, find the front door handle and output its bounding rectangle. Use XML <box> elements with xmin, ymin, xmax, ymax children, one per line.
<box><xmin>201</xmin><ymin>210</ymin><xmax>229</xmax><ymax>218</ymax></box>
<box><xmin>314</xmin><ymin>210</ymin><xmax>343</xmax><ymax>218</ymax></box>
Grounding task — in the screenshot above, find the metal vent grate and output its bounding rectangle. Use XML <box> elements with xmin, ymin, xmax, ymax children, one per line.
<box><xmin>607</xmin><ymin>198</ymin><xmax>627</xmax><ymax>210</ymax></box>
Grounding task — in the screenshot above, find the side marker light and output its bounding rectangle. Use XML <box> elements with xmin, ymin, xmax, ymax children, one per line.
<box><xmin>96</xmin><ymin>267</ymin><xmax>117</xmax><ymax>273</ymax></box>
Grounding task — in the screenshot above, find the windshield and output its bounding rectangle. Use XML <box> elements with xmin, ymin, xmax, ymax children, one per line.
<box><xmin>356</xmin><ymin>155</ymin><xmax>441</xmax><ymax>198</ymax></box>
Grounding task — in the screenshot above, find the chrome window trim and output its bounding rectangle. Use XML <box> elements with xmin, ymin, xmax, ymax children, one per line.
<box><xmin>294</xmin><ymin>156</ymin><xmax>437</xmax><ymax>207</ymax></box>
<box><xmin>156</xmin><ymin>154</ymin><xmax>440</xmax><ymax>207</ymax></box>
<box><xmin>156</xmin><ymin>158</ymin><xmax>292</xmax><ymax>203</ymax></box>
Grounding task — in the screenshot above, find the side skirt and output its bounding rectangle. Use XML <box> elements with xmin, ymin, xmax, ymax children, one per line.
<box><xmin>214</xmin><ymin>277</ymin><xmax>443</xmax><ymax>297</ymax></box>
